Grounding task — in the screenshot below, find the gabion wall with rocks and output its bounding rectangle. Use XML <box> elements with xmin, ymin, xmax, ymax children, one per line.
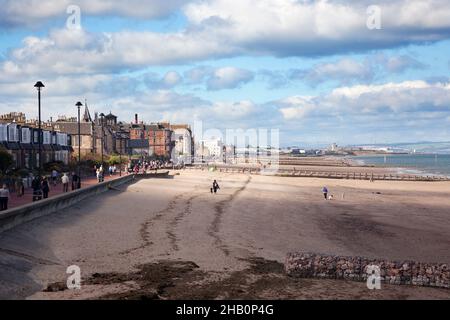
<box><xmin>285</xmin><ymin>252</ymin><xmax>450</xmax><ymax>289</ymax></box>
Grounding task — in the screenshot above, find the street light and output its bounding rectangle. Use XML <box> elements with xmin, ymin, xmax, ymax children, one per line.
<box><xmin>99</xmin><ymin>113</ymin><xmax>105</xmax><ymax>166</ymax></box>
<box><xmin>34</xmin><ymin>81</ymin><xmax>45</xmax><ymax>175</ymax></box>
<box><xmin>76</xmin><ymin>101</ymin><xmax>83</xmax><ymax>189</ymax></box>
<box><xmin>118</xmin><ymin>136</ymin><xmax>122</xmax><ymax>177</ymax></box>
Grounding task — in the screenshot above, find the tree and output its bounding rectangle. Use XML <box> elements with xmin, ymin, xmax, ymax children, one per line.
<box><xmin>0</xmin><ymin>146</ymin><xmax>14</xmax><ymax>174</ymax></box>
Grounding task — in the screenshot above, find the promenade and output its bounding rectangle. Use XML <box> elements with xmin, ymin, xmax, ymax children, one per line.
<box><xmin>5</xmin><ymin>174</ymin><xmax>124</xmax><ymax>211</ymax></box>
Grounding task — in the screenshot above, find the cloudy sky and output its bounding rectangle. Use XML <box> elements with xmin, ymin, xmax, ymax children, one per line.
<box><xmin>1</xmin><ymin>0</ymin><xmax>450</xmax><ymax>146</ymax></box>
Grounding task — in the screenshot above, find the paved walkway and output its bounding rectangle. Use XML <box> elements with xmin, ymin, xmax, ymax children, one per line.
<box><xmin>5</xmin><ymin>173</ymin><xmax>129</xmax><ymax>211</ymax></box>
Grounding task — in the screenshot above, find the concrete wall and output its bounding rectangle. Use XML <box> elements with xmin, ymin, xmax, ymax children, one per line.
<box><xmin>0</xmin><ymin>175</ymin><xmax>135</xmax><ymax>234</ymax></box>
<box><xmin>285</xmin><ymin>252</ymin><xmax>450</xmax><ymax>289</ymax></box>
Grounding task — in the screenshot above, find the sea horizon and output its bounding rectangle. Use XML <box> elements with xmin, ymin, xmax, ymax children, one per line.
<box><xmin>351</xmin><ymin>153</ymin><xmax>450</xmax><ymax>178</ymax></box>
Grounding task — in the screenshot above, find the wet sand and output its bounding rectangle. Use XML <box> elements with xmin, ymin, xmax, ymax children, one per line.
<box><xmin>1</xmin><ymin>170</ymin><xmax>450</xmax><ymax>300</ymax></box>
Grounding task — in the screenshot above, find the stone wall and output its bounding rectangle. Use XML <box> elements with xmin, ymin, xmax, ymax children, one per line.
<box><xmin>285</xmin><ymin>252</ymin><xmax>450</xmax><ymax>289</ymax></box>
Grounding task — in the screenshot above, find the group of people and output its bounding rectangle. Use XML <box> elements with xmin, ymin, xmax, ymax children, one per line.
<box><xmin>96</xmin><ymin>166</ymin><xmax>105</xmax><ymax>183</ymax></box>
<box><xmin>128</xmin><ymin>160</ymin><xmax>172</xmax><ymax>175</ymax></box>
<box><xmin>32</xmin><ymin>172</ymin><xmax>80</xmax><ymax>201</ymax></box>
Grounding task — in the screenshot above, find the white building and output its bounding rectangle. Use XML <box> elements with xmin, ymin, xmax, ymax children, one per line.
<box><xmin>171</xmin><ymin>128</ymin><xmax>193</xmax><ymax>165</ymax></box>
<box><xmin>200</xmin><ymin>138</ymin><xmax>223</xmax><ymax>159</ymax></box>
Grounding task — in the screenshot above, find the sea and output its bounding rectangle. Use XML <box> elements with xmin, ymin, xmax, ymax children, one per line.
<box><xmin>351</xmin><ymin>154</ymin><xmax>450</xmax><ymax>178</ymax></box>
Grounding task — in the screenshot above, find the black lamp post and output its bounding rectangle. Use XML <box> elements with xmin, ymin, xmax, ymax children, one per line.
<box><xmin>119</xmin><ymin>139</ymin><xmax>122</xmax><ymax>177</ymax></box>
<box><xmin>34</xmin><ymin>81</ymin><xmax>45</xmax><ymax>175</ymax></box>
<box><xmin>99</xmin><ymin>113</ymin><xmax>105</xmax><ymax>166</ymax></box>
<box><xmin>76</xmin><ymin>102</ymin><xmax>83</xmax><ymax>188</ymax></box>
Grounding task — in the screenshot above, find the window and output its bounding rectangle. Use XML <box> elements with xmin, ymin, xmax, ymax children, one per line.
<box><xmin>0</xmin><ymin>124</ymin><xmax>7</xmax><ymax>142</ymax></box>
<box><xmin>21</xmin><ymin>128</ymin><xmax>31</xmax><ymax>144</ymax></box>
<box><xmin>56</xmin><ymin>133</ymin><xmax>67</xmax><ymax>146</ymax></box>
<box><xmin>43</xmin><ymin>131</ymin><xmax>51</xmax><ymax>144</ymax></box>
<box><xmin>8</xmin><ymin>124</ymin><xmax>19</xmax><ymax>142</ymax></box>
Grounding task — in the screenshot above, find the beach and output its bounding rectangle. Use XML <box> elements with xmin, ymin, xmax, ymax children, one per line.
<box><xmin>1</xmin><ymin>167</ymin><xmax>450</xmax><ymax>300</ymax></box>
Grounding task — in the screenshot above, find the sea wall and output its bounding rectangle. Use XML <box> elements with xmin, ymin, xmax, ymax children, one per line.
<box><xmin>0</xmin><ymin>175</ymin><xmax>136</xmax><ymax>234</ymax></box>
<box><xmin>285</xmin><ymin>252</ymin><xmax>450</xmax><ymax>289</ymax></box>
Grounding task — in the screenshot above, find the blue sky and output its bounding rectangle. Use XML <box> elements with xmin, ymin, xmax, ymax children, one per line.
<box><xmin>1</xmin><ymin>0</ymin><xmax>450</xmax><ymax>147</ymax></box>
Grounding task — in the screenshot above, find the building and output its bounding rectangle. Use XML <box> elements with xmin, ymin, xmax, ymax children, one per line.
<box><xmin>171</xmin><ymin>125</ymin><xmax>193</xmax><ymax>164</ymax></box>
<box><xmin>51</xmin><ymin>107</ymin><xmax>130</xmax><ymax>159</ymax></box>
<box><xmin>200</xmin><ymin>138</ymin><xmax>223</xmax><ymax>158</ymax></box>
<box><xmin>146</xmin><ymin>123</ymin><xmax>173</xmax><ymax>159</ymax></box>
<box><xmin>0</xmin><ymin>112</ymin><xmax>26</xmax><ymax>124</ymax></box>
<box><xmin>52</xmin><ymin>109</ymin><xmax>97</xmax><ymax>157</ymax></box>
<box><xmin>0</xmin><ymin>122</ymin><xmax>72</xmax><ymax>169</ymax></box>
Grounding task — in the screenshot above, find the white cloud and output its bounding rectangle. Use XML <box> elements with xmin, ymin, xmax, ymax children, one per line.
<box><xmin>0</xmin><ymin>0</ymin><xmax>189</xmax><ymax>27</ymax></box>
<box><xmin>1</xmin><ymin>0</ymin><xmax>450</xmax><ymax>77</ymax></box>
<box><xmin>163</xmin><ymin>71</ymin><xmax>182</xmax><ymax>87</ymax></box>
<box><xmin>184</xmin><ymin>0</ymin><xmax>450</xmax><ymax>56</ymax></box>
<box><xmin>288</xmin><ymin>54</ymin><xmax>427</xmax><ymax>86</ymax></box>
<box><xmin>206</xmin><ymin>67</ymin><xmax>254</xmax><ymax>90</ymax></box>
<box><xmin>212</xmin><ymin>100</ymin><xmax>257</xmax><ymax>118</ymax></box>
<box><xmin>279</xmin><ymin>80</ymin><xmax>450</xmax><ymax>120</ymax></box>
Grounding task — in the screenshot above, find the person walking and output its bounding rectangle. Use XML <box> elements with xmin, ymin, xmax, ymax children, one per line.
<box><xmin>15</xmin><ymin>177</ymin><xmax>24</xmax><ymax>197</ymax></box>
<box><xmin>99</xmin><ymin>165</ymin><xmax>104</xmax><ymax>182</ymax></box>
<box><xmin>0</xmin><ymin>184</ymin><xmax>10</xmax><ymax>211</ymax></box>
<box><xmin>51</xmin><ymin>169</ymin><xmax>58</xmax><ymax>186</ymax></box>
<box><xmin>71</xmin><ymin>172</ymin><xmax>80</xmax><ymax>190</ymax></box>
<box><xmin>32</xmin><ymin>176</ymin><xmax>42</xmax><ymax>202</ymax></box>
<box><xmin>211</xmin><ymin>180</ymin><xmax>220</xmax><ymax>194</ymax></box>
<box><xmin>42</xmin><ymin>177</ymin><xmax>50</xmax><ymax>199</ymax></box>
<box><xmin>322</xmin><ymin>187</ymin><xmax>329</xmax><ymax>200</ymax></box>
<box><xmin>62</xmin><ymin>173</ymin><xmax>70</xmax><ymax>193</ymax></box>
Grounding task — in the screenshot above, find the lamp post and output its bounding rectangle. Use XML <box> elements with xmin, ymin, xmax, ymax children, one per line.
<box><xmin>99</xmin><ymin>113</ymin><xmax>105</xmax><ymax>167</ymax></box>
<box><xmin>34</xmin><ymin>81</ymin><xmax>45</xmax><ymax>175</ymax></box>
<box><xmin>76</xmin><ymin>102</ymin><xmax>83</xmax><ymax>189</ymax></box>
<box><xmin>201</xmin><ymin>141</ymin><xmax>204</xmax><ymax>164</ymax></box>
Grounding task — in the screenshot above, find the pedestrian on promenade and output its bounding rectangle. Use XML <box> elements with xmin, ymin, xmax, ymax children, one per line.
<box><xmin>32</xmin><ymin>176</ymin><xmax>42</xmax><ymax>202</ymax></box>
<box><xmin>42</xmin><ymin>177</ymin><xmax>50</xmax><ymax>199</ymax></box>
<box><xmin>51</xmin><ymin>169</ymin><xmax>58</xmax><ymax>186</ymax></box>
<box><xmin>15</xmin><ymin>177</ymin><xmax>24</xmax><ymax>197</ymax></box>
<box><xmin>0</xmin><ymin>184</ymin><xmax>10</xmax><ymax>211</ymax></box>
<box><xmin>322</xmin><ymin>187</ymin><xmax>328</xmax><ymax>200</ymax></box>
<box><xmin>99</xmin><ymin>165</ymin><xmax>104</xmax><ymax>182</ymax></box>
<box><xmin>211</xmin><ymin>180</ymin><xmax>220</xmax><ymax>194</ymax></box>
<box><xmin>71</xmin><ymin>172</ymin><xmax>80</xmax><ymax>190</ymax></box>
<box><xmin>62</xmin><ymin>173</ymin><xmax>69</xmax><ymax>192</ymax></box>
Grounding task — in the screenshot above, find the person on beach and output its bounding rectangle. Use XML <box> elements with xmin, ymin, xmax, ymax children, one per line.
<box><xmin>42</xmin><ymin>177</ymin><xmax>50</xmax><ymax>199</ymax></box>
<box><xmin>322</xmin><ymin>187</ymin><xmax>328</xmax><ymax>200</ymax></box>
<box><xmin>211</xmin><ymin>180</ymin><xmax>220</xmax><ymax>194</ymax></box>
<box><xmin>0</xmin><ymin>184</ymin><xmax>10</xmax><ymax>211</ymax></box>
<box><xmin>62</xmin><ymin>173</ymin><xmax>69</xmax><ymax>192</ymax></box>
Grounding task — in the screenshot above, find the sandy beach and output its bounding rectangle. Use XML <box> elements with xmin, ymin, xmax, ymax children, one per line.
<box><xmin>1</xmin><ymin>169</ymin><xmax>450</xmax><ymax>300</ymax></box>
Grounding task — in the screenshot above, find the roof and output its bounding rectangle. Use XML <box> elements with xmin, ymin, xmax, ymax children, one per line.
<box><xmin>52</xmin><ymin>122</ymin><xmax>93</xmax><ymax>135</ymax></box>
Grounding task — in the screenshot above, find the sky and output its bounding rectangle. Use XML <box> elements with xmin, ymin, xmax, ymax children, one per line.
<box><xmin>0</xmin><ymin>0</ymin><xmax>450</xmax><ymax>147</ymax></box>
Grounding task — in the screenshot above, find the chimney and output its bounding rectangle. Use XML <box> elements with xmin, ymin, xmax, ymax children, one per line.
<box><xmin>135</xmin><ymin>114</ymin><xmax>138</xmax><ymax>124</ymax></box>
